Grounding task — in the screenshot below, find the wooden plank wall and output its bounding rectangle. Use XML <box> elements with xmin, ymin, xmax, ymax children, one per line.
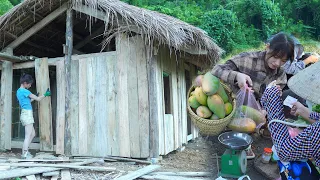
<box><xmin>116</xmin><ymin>34</ymin><xmax>150</xmax><ymax>158</ymax></box>
<box><xmin>157</xmin><ymin>47</ymin><xmax>189</xmax><ymax>155</ymax></box>
<box><xmin>66</xmin><ymin>34</ymin><xmax>150</xmax><ymax>158</ymax></box>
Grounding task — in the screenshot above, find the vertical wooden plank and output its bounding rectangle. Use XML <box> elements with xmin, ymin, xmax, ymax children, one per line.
<box><xmin>189</xmin><ymin>64</ymin><xmax>199</xmax><ymax>139</ymax></box>
<box><xmin>116</xmin><ymin>34</ymin><xmax>130</xmax><ymax>157</ymax></box>
<box><xmin>157</xmin><ymin>48</ymin><xmax>165</xmax><ymax>156</ymax></box>
<box><xmin>35</xmin><ymin>58</ymin><xmax>53</xmax><ymax>151</ymax></box>
<box><xmin>170</xmin><ymin>53</ymin><xmax>179</xmax><ymax>150</ymax></box>
<box><xmin>94</xmin><ymin>56</ymin><xmax>108</xmax><ymax>156</ymax></box>
<box><xmin>107</xmin><ymin>55</ymin><xmax>119</xmax><ymax>156</ymax></box>
<box><xmin>86</xmin><ymin>58</ymin><xmax>95</xmax><ymax>155</ymax></box>
<box><xmin>180</xmin><ymin>60</ymin><xmax>188</xmax><ymax>144</ymax></box>
<box><xmin>64</xmin><ymin>7</ymin><xmax>73</xmax><ymax>155</ymax></box>
<box><xmin>78</xmin><ymin>58</ymin><xmax>88</xmax><ymax>155</ymax></box>
<box><xmin>135</xmin><ymin>37</ymin><xmax>150</xmax><ymax>158</ymax></box>
<box><xmin>164</xmin><ymin>114</ymin><xmax>174</xmax><ymax>155</ymax></box>
<box><xmin>56</xmin><ymin>60</ymin><xmax>66</xmax><ymax>154</ymax></box>
<box><xmin>70</xmin><ymin>60</ymin><xmax>79</xmax><ymax>155</ymax></box>
<box><xmin>148</xmin><ymin>46</ymin><xmax>160</xmax><ymax>158</ymax></box>
<box><xmin>177</xmin><ymin>59</ymin><xmax>183</xmax><ymax>147</ymax></box>
<box><xmin>127</xmin><ymin>37</ymin><xmax>140</xmax><ymax>158</ymax></box>
<box><xmin>0</xmin><ymin>48</ymin><xmax>13</xmax><ymax>150</ymax></box>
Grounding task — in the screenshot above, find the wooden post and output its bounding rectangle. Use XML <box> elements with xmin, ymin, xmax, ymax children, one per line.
<box><xmin>64</xmin><ymin>7</ymin><xmax>73</xmax><ymax>155</ymax></box>
<box><xmin>35</xmin><ymin>58</ymin><xmax>53</xmax><ymax>151</ymax></box>
<box><xmin>0</xmin><ymin>48</ymin><xmax>13</xmax><ymax>150</ymax></box>
<box><xmin>147</xmin><ymin>48</ymin><xmax>160</xmax><ymax>158</ymax></box>
<box><xmin>56</xmin><ymin>60</ymin><xmax>66</xmax><ymax>154</ymax></box>
<box><xmin>189</xmin><ymin>64</ymin><xmax>198</xmax><ymax>139</ymax></box>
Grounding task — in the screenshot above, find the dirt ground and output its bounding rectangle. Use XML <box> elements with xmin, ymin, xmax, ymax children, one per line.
<box><xmin>159</xmin><ymin>133</ymin><xmax>275</xmax><ymax>179</ymax></box>
<box><xmin>0</xmin><ymin>134</ymin><xmax>275</xmax><ymax>180</ymax></box>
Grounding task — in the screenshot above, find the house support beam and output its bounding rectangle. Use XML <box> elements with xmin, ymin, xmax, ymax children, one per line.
<box><xmin>0</xmin><ymin>48</ymin><xmax>13</xmax><ymax>150</ymax></box>
<box><xmin>74</xmin><ymin>26</ymin><xmax>105</xmax><ymax>50</ymax></box>
<box><xmin>0</xmin><ymin>52</ymin><xmax>36</xmax><ymax>63</ymax></box>
<box><xmin>6</xmin><ymin>3</ymin><xmax>68</xmax><ymax>49</ymax></box>
<box><xmin>5</xmin><ymin>31</ymin><xmax>58</xmax><ymax>54</ymax></box>
<box><xmin>64</xmin><ymin>7</ymin><xmax>73</xmax><ymax>155</ymax></box>
<box><xmin>147</xmin><ymin>48</ymin><xmax>160</xmax><ymax>158</ymax></box>
<box><xmin>72</xmin><ymin>5</ymin><xmax>139</xmax><ymax>33</ymax></box>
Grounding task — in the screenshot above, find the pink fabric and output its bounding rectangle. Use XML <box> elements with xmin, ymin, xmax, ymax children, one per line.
<box><xmin>288</xmin><ymin>127</ymin><xmax>302</xmax><ymax>138</ymax></box>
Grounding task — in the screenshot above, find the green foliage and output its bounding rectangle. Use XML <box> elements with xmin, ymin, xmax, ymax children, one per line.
<box><xmin>313</xmin><ymin>104</ymin><xmax>320</xmax><ymax>113</ymax></box>
<box><xmin>8</xmin><ymin>0</ymin><xmax>21</xmax><ymax>6</ymax></box>
<box><xmin>200</xmin><ymin>8</ymin><xmax>260</xmax><ymax>52</ymax></box>
<box><xmin>121</xmin><ymin>0</ymin><xmax>320</xmax><ymax>55</ymax></box>
<box><xmin>0</xmin><ymin>0</ymin><xmax>13</xmax><ymax>15</ymax></box>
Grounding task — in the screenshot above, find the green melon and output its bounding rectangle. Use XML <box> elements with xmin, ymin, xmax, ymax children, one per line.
<box><xmin>194</xmin><ymin>87</ymin><xmax>208</xmax><ymax>106</ymax></box>
<box><xmin>202</xmin><ymin>72</ymin><xmax>220</xmax><ymax>95</ymax></box>
<box><xmin>188</xmin><ymin>95</ymin><xmax>201</xmax><ymax>109</ymax></box>
<box><xmin>196</xmin><ymin>106</ymin><xmax>212</xmax><ymax>118</ymax></box>
<box><xmin>207</xmin><ymin>94</ymin><xmax>225</xmax><ymax>119</ymax></box>
<box><xmin>217</xmin><ymin>84</ymin><xmax>229</xmax><ymax>103</ymax></box>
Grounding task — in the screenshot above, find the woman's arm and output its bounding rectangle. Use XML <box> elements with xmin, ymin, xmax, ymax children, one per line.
<box><xmin>290</xmin><ymin>101</ymin><xmax>318</xmax><ymax>123</ymax></box>
<box><xmin>211</xmin><ymin>54</ymin><xmax>253</xmax><ymax>88</ymax></box>
<box><xmin>29</xmin><ymin>94</ymin><xmax>45</xmax><ymax>102</ymax></box>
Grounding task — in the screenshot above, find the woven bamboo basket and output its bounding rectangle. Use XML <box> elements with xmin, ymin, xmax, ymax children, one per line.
<box><xmin>187</xmin><ymin>83</ymin><xmax>236</xmax><ymax>136</ymax></box>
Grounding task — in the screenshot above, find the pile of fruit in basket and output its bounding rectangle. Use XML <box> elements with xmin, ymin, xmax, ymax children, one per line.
<box><xmin>188</xmin><ymin>72</ymin><xmax>233</xmax><ymax>120</ymax></box>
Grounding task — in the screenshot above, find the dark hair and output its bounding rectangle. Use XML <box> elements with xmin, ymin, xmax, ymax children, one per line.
<box><xmin>268</xmin><ymin>32</ymin><xmax>295</xmax><ymax>62</ymax></box>
<box><xmin>20</xmin><ymin>74</ymin><xmax>34</xmax><ymax>84</ymax></box>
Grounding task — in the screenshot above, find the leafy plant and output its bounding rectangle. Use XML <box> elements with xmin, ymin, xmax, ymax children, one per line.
<box><xmin>0</xmin><ymin>0</ymin><xmax>13</xmax><ymax>15</ymax></box>
<box><xmin>312</xmin><ymin>104</ymin><xmax>320</xmax><ymax>113</ymax></box>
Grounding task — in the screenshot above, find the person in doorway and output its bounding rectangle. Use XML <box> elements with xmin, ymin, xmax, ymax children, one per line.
<box><xmin>211</xmin><ymin>32</ymin><xmax>295</xmax><ymax>159</ymax></box>
<box><xmin>17</xmin><ymin>74</ymin><xmax>51</xmax><ymax>159</ymax></box>
<box><xmin>260</xmin><ymin>61</ymin><xmax>320</xmax><ymax>179</ymax></box>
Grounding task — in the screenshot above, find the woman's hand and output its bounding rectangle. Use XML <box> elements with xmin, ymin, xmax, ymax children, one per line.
<box><xmin>236</xmin><ymin>73</ymin><xmax>253</xmax><ymax>89</ymax></box>
<box><xmin>290</xmin><ymin>101</ymin><xmax>311</xmax><ymax>120</ymax></box>
<box><xmin>267</xmin><ymin>80</ymin><xmax>282</xmax><ymax>95</ymax></box>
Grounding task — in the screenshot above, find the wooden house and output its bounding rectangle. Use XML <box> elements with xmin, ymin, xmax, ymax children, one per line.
<box><xmin>0</xmin><ymin>0</ymin><xmax>222</xmax><ymax>158</ymax></box>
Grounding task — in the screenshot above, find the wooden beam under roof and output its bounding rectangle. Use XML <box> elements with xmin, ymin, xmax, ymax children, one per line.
<box><xmin>4</xmin><ymin>31</ymin><xmax>58</xmax><ymax>54</ymax></box>
<box><xmin>6</xmin><ymin>3</ymin><xmax>68</xmax><ymax>49</ymax></box>
<box><xmin>74</xmin><ymin>26</ymin><xmax>105</xmax><ymax>50</ymax></box>
<box><xmin>72</xmin><ymin>4</ymin><xmax>207</xmax><ymax>55</ymax></box>
<box><xmin>0</xmin><ymin>52</ymin><xmax>36</xmax><ymax>63</ymax></box>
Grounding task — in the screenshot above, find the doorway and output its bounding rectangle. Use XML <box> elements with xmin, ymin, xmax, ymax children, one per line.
<box><xmin>11</xmin><ymin>67</ymin><xmax>57</xmax><ymax>150</ymax></box>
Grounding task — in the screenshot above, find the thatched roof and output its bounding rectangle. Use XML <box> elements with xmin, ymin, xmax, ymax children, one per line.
<box><xmin>0</xmin><ymin>0</ymin><xmax>223</xmax><ymax>63</ymax></box>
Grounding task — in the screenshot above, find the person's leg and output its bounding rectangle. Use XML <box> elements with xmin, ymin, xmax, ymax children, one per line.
<box><xmin>22</xmin><ymin>124</ymin><xmax>33</xmax><ymax>154</ymax></box>
<box><xmin>28</xmin><ymin>126</ymin><xmax>35</xmax><ymax>147</ymax></box>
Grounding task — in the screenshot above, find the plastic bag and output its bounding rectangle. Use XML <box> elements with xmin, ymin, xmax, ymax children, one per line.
<box><xmin>228</xmin><ymin>85</ymin><xmax>266</xmax><ymax>133</ymax></box>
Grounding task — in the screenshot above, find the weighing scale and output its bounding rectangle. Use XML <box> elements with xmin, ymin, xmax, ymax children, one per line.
<box><xmin>218</xmin><ymin>131</ymin><xmax>253</xmax><ymax>178</ymax></box>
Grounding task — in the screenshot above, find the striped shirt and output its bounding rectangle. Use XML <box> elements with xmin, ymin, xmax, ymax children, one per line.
<box><xmin>211</xmin><ymin>51</ymin><xmax>287</xmax><ymax>98</ymax></box>
<box><xmin>282</xmin><ymin>59</ymin><xmax>305</xmax><ymax>75</ymax></box>
<box><xmin>261</xmin><ymin>86</ymin><xmax>320</xmax><ymax>167</ymax></box>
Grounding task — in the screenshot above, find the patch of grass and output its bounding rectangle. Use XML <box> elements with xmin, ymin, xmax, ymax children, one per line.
<box><xmin>300</xmin><ymin>39</ymin><xmax>320</xmax><ymax>54</ymax></box>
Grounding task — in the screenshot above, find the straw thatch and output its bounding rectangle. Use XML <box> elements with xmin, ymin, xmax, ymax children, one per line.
<box><xmin>0</xmin><ymin>0</ymin><xmax>223</xmax><ymax>63</ymax></box>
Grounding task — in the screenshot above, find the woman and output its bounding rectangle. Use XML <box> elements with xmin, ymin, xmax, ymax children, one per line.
<box><xmin>261</xmin><ymin>61</ymin><xmax>320</xmax><ymax>179</ymax></box>
<box><xmin>211</xmin><ymin>32</ymin><xmax>295</xmax><ymax>158</ymax></box>
<box><xmin>212</xmin><ymin>32</ymin><xmax>294</xmax><ymax>100</ymax></box>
